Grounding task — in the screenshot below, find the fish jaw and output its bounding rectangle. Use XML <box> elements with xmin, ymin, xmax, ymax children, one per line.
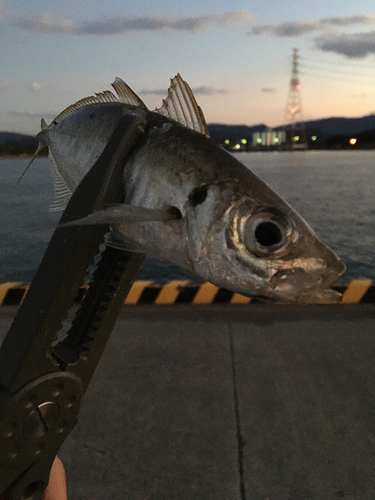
<box><xmin>191</xmin><ymin>242</ymin><xmax>345</xmax><ymax>305</ymax></box>
<box><xmin>265</xmin><ymin>253</ymin><xmax>346</xmax><ymax>303</ymax></box>
<box><xmin>193</xmin><ymin>240</ymin><xmax>345</xmax><ymax>305</ymax></box>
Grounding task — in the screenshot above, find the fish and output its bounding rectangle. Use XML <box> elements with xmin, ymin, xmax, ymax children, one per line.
<box><xmin>28</xmin><ymin>74</ymin><xmax>345</xmax><ymax>304</ymax></box>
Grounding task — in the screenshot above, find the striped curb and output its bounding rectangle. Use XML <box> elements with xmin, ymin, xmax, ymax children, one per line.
<box><xmin>0</xmin><ymin>280</ymin><xmax>374</xmax><ymax>306</ymax></box>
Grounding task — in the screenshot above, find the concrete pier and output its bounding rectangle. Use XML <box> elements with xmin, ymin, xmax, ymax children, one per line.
<box><xmin>1</xmin><ymin>304</ymin><xmax>374</xmax><ymax>499</ymax></box>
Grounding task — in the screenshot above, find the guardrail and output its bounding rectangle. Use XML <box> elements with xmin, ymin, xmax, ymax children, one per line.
<box><xmin>0</xmin><ymin>280</ymin><xmax>374</xmax><ymax>306</ymax></box>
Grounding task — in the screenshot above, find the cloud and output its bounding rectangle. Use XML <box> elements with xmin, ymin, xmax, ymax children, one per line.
<box><xmin>192</xmin><ymin>86</ymin><xmax>228</xmax><ymax>96</ymax></box>
<box><xmin>141</xmin><ymin>86</ymin><xmax>228</xmax><ymax>97</ymax></box>
<box><xmin>261</xmin><ymin>87</ymin><xmax>277</xmax><ymax>93</ymax></box>
<box><xmin>30</xmin><ymin>81</ymin><xmax>42</xmax><ymax>91</ymax></box>
<box><xmin>249</xmin><ymin>14</ymin><xmax>375</xmax><ymax>59</ymax></box>
<box><xmin>18</xmin><ymin>12</ymin><xmax>75</xmax><ymax>34</ymax></box>
<box><xmin>78</xmin><ymin>11</ymin><xmax>252</xmax><ymax>35</ymax></box>
<box><xmin>250</xmin><ymin>14</ymin><xmax>375</xmax><ymax>38</ymax></box>
<box><xmin>252</xmin><ymin>21</ymin><xmax>322</xmax><ymax>37</ymax></box>
<box><xmin>315</xmin><ymin>31</ymin><xmax>375</xmax><ymax>58</ymax></box>
<box><xmin>139</xmin><ymin>89</ymin><xmax>167</xmax><ymax>96</ymax></box>
<box><xmin>15</xmin><ymin>10</ymin><xmax>253</xmax><ymax>36</ymax></box>
<box><xmin>0</xmin><ymin>80</ymin><xmax>11</xmax><ymax>91</ymax></box>
<box><xmin>325</xmin><ymin>15</ymin><xmax>375</xmax><ymax>27</ymax></box>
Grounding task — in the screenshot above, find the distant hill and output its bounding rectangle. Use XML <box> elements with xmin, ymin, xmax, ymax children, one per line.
<box><xmin>208</xmin><ymin>114</ymin><xmax>375</xmax><ymax>144</ymax></box>
<box><xmin>0</xmin><ymin>132</ymin><xmax>38</xmax><ymax>146</ymax></box>
<box><xmin>0</xmin><ymin>132</ymin><xmax>39</xmax><ymax>156</ymax></box>
<box><xmin>301</xmin><ymin>114</ymin><xmax>375</xmax><ymax>136</ymax></box>
<box><xmin>2</xmin><ymin>113</ymin><xmax>375</xmax><ymax>155</ymax></box>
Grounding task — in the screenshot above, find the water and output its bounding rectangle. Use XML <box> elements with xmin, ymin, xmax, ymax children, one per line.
<box><xmin>0</xmin><ymin>151</ymin><xmax>374</xmax><ymax>284</ymax></box>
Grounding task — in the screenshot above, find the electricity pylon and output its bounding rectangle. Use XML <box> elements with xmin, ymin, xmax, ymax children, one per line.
<box><xmin>284</xmin><ymin>48</ymin><xmax>308</xmax><ymax>149</ymax></box>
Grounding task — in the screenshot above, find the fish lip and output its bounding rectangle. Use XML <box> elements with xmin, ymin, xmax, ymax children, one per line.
<box><xmin>243</xmin><ymin>288</ymin><xmax>342</xmax><ymax>304</ymax></box>
<box><xmin>253</xmin><ymin>287</ymin><xmax>343</xmax><ymax>305</ymax></box>
<box><xmin>290</xmin><ymin>287</ymin><xmax>343</xmax><ymax>304</ymax></box>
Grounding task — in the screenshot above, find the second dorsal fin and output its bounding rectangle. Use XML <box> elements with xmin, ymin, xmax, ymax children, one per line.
<box><xmin>154</xmin><ymin>74</ymin><xmax>209</xmax><ymax>136</ymax></box>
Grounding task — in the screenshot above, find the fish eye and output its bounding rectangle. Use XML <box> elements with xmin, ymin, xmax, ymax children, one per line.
<box><xmin>254</xmin><ymin>221</ymin><xmax>283</xmax><ymax>247</ymax></box>
<box><xmin>243</xmin><ymin>209</ymin><xmax>294</xmax><ymax>256</ymax></box>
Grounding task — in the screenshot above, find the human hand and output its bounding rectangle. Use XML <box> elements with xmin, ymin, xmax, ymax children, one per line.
<box><xmin>42</xmin><ymin>457</ymin><xmax>67</xmax><ymax>500</ymax></box>
<box><xmin>0</xmin><ymin>456</ymin><xmax>67</xmax><ymax>500</ymax></box>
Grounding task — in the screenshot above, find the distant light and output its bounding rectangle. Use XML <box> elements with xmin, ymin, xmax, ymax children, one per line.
<box><xmin>233</xmin><ymin>144</ymin><xmax>241</xmax><ymax>150</ymax></box>
<box><xmin>274</xmin><ymin>137</ymin><xmax>279</xmax><ymax>143</ymax></box>
<box><xmin>257</xmin><ymin>138</ymin><xmax>262</xmax><ymax>144</ymax></box>
<box><xmin>311</xmin><ymin>136</ymin><xmax>317</xmax><ymax>141</ymax></box>
<box><xmin>349</xmin><ymin>138</ymin><xmax>357</xmax><ymax>145</ymax></box>
<box><xmin>224</xmin><ymin>139</ymin><xmax>230</xmax><ymax>145</ymax></box>
<box><xmin>241</xmin><ymin>139</ymin><xmax>247</xmax><ymax>145</ymax></box>
<box><xmin>293</xmin><ymin>135</ymin><xmax>300</xmax><ymax>141</ymax></box>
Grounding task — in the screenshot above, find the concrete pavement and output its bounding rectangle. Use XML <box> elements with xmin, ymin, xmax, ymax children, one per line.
<box><xmin>1</xmin><ymin>304</ymin><xmax>375</xmax><ymax>499</ymax></box>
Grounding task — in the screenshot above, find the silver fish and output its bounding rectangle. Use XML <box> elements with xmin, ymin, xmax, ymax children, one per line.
<box><xmin>30</xmin><ymin>74</ymin><xmax>345</xmax><ymax>303</ymax></box>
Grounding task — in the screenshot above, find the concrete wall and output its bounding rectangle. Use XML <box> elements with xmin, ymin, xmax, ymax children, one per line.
<box><xmin>1</xmin><ymin>305</ymin><xmax>374</xmax><ymax>499</ymax></box>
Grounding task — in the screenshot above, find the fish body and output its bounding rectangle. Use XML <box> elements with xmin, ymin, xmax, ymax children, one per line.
<box><xmin>34</xmin><ymin>75</ymin><xmax>345</xmax><ymax>303</ymax></box>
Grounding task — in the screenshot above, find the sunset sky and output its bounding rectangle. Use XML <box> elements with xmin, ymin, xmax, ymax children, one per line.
<box><xmin>1</xmin><ymin>0</ymin><xmax>375</xmax><ymax>135</ymax></box>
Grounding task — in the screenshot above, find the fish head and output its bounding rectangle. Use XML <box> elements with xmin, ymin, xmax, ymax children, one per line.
<box><xmin>184</xmin><ymin>182</ymin><xmax>346</xmax><ymax>304</ymax></box>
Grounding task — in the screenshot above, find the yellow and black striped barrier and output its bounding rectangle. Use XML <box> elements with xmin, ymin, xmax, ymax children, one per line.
<box><xmin>0</xmin><ymin>280</ymin><xmax>374</xmax><ymax>306</ymax></box>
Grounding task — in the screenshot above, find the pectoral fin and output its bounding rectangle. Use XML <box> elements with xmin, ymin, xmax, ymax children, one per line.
<box><xmin>59</xmin><ymin>204</ymin><xmax>181</xmax><ymax>227</ymax></box>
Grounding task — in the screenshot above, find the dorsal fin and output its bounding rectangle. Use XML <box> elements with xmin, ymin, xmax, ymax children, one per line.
<box><xmin>111</xmin><ymin>77</ymin><xmax>146</xmax><ymax>107</ymax></box>
<box><xmin>53</xmin><ymin>90</ymin><xmax>120</xmax><ymax>121</ymax></box>
<box><xmin>154</xmin><ymin>74</ymin><xmax>209</xmax><ymax>136</ymax></box>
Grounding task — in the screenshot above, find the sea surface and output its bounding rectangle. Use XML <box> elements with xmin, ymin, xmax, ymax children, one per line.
<box><xmin>0</xmin><ymin>150</ymin><xmax>374</xmax><ymax>284</ymax></box>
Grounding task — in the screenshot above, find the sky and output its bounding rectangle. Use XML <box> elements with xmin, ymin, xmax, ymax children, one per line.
<box><xmin>1</xmin><ymin>0</ymin><xmax>375</xmax><ymax>135</ymax></box>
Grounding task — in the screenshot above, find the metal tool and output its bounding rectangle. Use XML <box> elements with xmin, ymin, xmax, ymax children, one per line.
<box><xmin>0</xmin><ymin>114</ymin><xmax>147</xmax><ymax>499</ymax></box>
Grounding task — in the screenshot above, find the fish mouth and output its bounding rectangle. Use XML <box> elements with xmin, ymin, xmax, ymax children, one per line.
<box><xmin>253</xmin><ymin>286</ymin><xmax>343</xmax><ymax>305</ymax></box>
<box><xmin>286</xmin><ymin>287</ymin><xmax>342</xmax><ymax>304</ymax></box>
<box><xmin>267</xmin><ymin>258</ymin><xmax>346</xmax><ymax>304</ymax></box>
<box><xmin>248</xmin><ymin>286</ymin><xmax>342</xmax><ymax>305</ymax></box>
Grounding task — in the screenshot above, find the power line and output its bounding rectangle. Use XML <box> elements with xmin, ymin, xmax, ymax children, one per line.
<box><xmin>300</xmin><ymin>55</ymin><xmax>375</xmax><ymax>70</ymax></box>
<box><xmin>300</xmin><ymin>62</ymin><xmax>374</xmax><ymax>79</ymax></box>
<box><xmin>301</xmin><ymin>70</ymin><xmax>375</xmax><ymax>86</ymax></box>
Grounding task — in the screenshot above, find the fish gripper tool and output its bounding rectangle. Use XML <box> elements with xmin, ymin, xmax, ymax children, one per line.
<box><xmin>0</xmin><ymin>114</ymin><xmax>147</xmax><ymax>500</ymax></box>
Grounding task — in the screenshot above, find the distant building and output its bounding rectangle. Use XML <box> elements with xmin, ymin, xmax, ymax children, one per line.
<box><xmin>252</xmin><ymin>129</ymin><xmax>286</xmax><ymax>148</ymax></box>
<box><xmin>271</xmin><ymin>130</ymin><xmax>286</xmax><ymax>146</ymax></box>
